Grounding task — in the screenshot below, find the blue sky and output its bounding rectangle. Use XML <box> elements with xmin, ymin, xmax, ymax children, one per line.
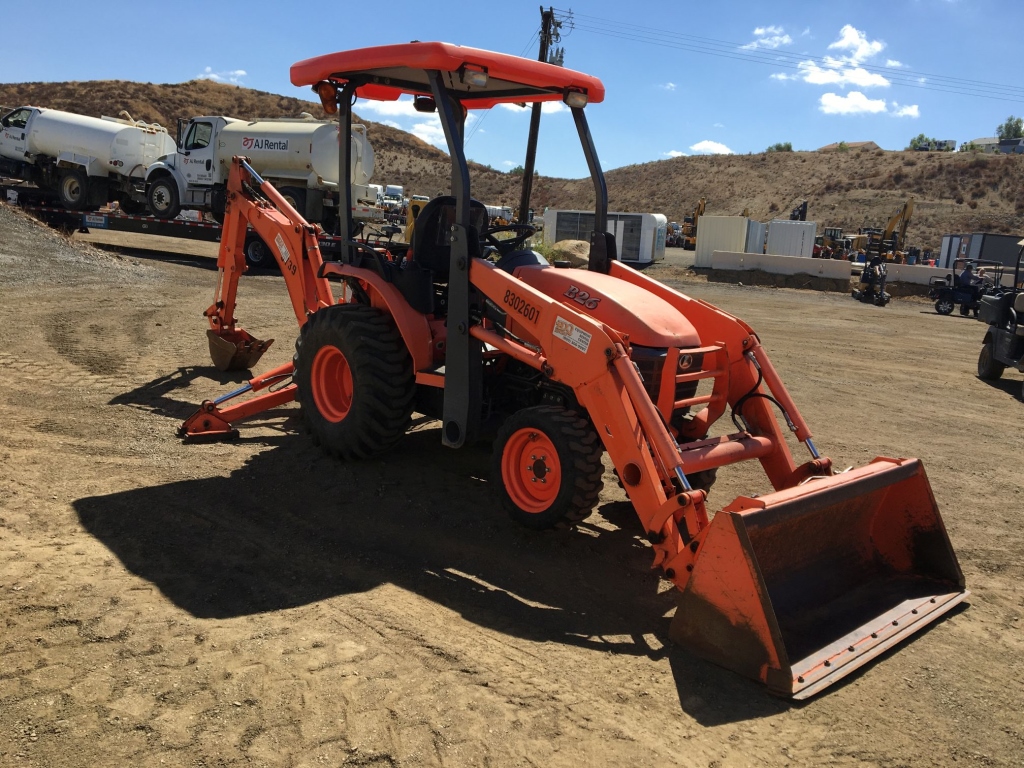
<box><xmin>7</xmin><ymin>0</ymin><xmax>1023</xmax><ymax>178</ymax></box>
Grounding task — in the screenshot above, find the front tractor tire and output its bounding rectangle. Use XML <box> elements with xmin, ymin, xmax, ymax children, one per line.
<box><xmin>147</xmin><ymin>176</ymin><xmax>181</xmax><ymax>219</ymax></box>
<box><xmin>295</xmin><ymin>304</ymin><xmax>414</xmax><ymax>460</ymax></box>
<box><xmin>935</xmin><ymin>298</ymin><xmax>954</xmax><ymax>315</ymax></box>
<box><xmin>492</xmin><ymin>406</ymin><xmax>604</xmax><ymax>530</ymax></box>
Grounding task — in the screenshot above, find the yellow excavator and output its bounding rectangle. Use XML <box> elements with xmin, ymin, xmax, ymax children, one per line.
<box><xmin>864</xmin><ymin>199</ymin><xmax>914</xmax><ymax>261</ymax></box>
<box><xmin>680</xmin><ymin>197</ymin><xmax>706</xmax><ymax>250</ymax></box>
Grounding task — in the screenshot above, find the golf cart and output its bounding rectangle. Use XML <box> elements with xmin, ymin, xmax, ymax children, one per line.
<box><xmin>929</xmin><ymin>258</ymin><xmax>1004</xmax><ymax>316</ymax></box>
<box><xmin>976</xmin><ymin>242</ymin><xmax>1024</xmax><ymax>398</ymax></box>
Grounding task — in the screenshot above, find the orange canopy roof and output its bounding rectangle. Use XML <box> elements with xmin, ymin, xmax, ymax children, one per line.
<box><xmin>290</xmin><ymin>41</ymin><xmax>604</xmax><ymax>109</ymax></box>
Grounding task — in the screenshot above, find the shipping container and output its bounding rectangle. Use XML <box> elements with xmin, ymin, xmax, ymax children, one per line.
<box><xmin>694</xmin><ymin>216</ymin><xmax>749</xmax><ymax>267</ymax></box>
<box><xmin>956</xmin><ymin>232</ymin><xmax>1024</xmax><ymax>269</ymax></box>
<box><xmin>745</xmin><ymin>220</ymin><xmax>766</xmax><ymax>254</ymax></box>
<box><xmin>766</xmin><ymin>219</ymin><xmax>817</xmax><ymax>258</ymax></box>
<box><xmin>938</xmin><ymin>234</ymin><xmax>960</xmax><ymax>270</ymax></box>
<box><xmin>542</xmin><ymin>209</ymin><xmax>667</xmax><ymax>265</ymax></box>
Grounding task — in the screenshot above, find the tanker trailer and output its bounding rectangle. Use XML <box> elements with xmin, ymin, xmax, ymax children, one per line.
<box><xmin>0</xmin><ymin>106</ymin><xmax>176</xmax><ymax>211</ymax></box>
<box><xmin>145</xmin><ymin>116</ymin><xmax>378</xmax><ymax>231</ymax></box>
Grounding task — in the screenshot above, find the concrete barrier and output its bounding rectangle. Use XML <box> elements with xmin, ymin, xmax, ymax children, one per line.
<box><xmin>711</xmin><ymin>251</ymin><xmax>851</xmax><ymax>279</ymax></box>
<box><xmin>710</xmin><ymin>251</ymin><xmax>951</xmax><ymax>285</ymax></box>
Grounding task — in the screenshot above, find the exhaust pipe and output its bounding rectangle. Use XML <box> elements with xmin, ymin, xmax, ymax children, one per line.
<box><xmin>670</xmin><ymin>457</ymin><xmax>967</xmax><ymax>699</ymax></box>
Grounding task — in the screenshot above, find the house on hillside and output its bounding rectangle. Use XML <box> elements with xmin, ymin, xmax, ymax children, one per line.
<box><xmin>817</xmin><ymin>141</ymin><xmax>880</xmax><ymax>152</ymax></box>
<box><xmin>997</xmin><ymin>138</ymin><xmax>1024</xmax><ymax>154</ymax></box>
<box><xmin>964</xmin><ymin>137</ymin><xmax>1000</xmax><ymax>152</ymax></box>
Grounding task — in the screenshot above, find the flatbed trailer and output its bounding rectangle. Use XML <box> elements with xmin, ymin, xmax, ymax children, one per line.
<box><xmin>1</xmin><ymin>181</ymin><xmax>392</xmax><ymax>265</ymax></box>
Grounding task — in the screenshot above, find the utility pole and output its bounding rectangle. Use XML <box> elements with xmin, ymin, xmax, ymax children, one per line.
<box><xmin>516</xmin><ymin>6</ymin><xmax>562</xmax><ymax>225</ymax></box>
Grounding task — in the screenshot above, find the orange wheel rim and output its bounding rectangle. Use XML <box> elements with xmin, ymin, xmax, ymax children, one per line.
<box><xmin>311</xmin><ymin>345</ymin><xmax>353</xmax><ymax>423</ymax></box>
<box><xmin>501</xmin><ymin>428</ymin><xmax>561</xmax><ymax>513</ymax></box>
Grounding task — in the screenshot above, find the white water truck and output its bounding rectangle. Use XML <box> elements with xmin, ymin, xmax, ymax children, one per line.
<box><xmin>0</xmin><ymin>106</ymin><xmax>176</xmax><ymax>211</ymax></box>
<box><xmin>144</xmin><ymin>116</ymin><xmax>378</xmax><ymax>231</ymax></box>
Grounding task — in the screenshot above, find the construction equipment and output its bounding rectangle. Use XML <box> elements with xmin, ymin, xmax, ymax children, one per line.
<box><xmin>680</xmin><ymin>197</ymin><xmax>706</xmax><ymax>250</ymax></box>
<box><xmin>977</xmin><ymin>241</ymin><xmax>1024</xmax><ymax>399</ymax></box>
<box><xmin>180</xmin><ymin>43</ymin><xmax>967</xmax><ymax>698</ymax></box>
<box><xmin>789</xmin><ymin>200</ymin><xmax>808</xmax><ymax>221</ymax></box>
<box><xmin>863</xmin><ymin>199</ymin><xmax>914</xmax><ymax>261</ymax></box>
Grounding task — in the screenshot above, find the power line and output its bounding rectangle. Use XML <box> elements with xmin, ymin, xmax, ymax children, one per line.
<box><xmin>553</xmin><ymin>9</ymin><xmax>1024</xmax><ymax>104</ymax></box>
<box><xmin>465</xmin><ymin>28</ymin><xmax>542</xmax><ymax>146</ymax></box>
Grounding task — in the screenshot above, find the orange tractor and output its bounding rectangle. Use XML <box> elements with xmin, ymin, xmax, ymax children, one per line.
<box><xmin>180</xmin><ymin>43</ymin><xmax>967</xmax><ymax>699</ymax></box>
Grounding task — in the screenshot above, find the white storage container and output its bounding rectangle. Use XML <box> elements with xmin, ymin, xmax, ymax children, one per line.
<box><xmin>694</xmin><ymin>216</ymin><xmax>749</xmax><ymax>267</ymax></box>
<box><xmin>766</xmin><ymin>219</ymin><xmax>817</xmax><ymax>258</ymax></box>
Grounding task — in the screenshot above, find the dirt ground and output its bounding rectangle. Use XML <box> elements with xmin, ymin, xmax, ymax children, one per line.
<box><xmin>1</xmin><ymin>204</ymin><xmax>1022</xmax><ymax>768</ymax></box>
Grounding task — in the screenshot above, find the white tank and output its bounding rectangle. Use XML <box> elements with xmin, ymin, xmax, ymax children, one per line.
<box><xmin>24</xmin><ymin>108</ymin><xmax>176</xmax><ymax>178</ymax></box>
<box><xmin>214</xmin><ymin>118</ymin><xmax>374</xmax><ymax>187</ymax></box>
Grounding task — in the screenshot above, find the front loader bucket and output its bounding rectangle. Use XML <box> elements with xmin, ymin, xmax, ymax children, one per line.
<box><xmin>670</xmin><ymin>457</ymin><xmax>967</xmax><ymax>699</ymax></box>
<box><xmin>207</xmin><ymin>329</ymin><xmax>274</xmax><ymax>372</ymax></box>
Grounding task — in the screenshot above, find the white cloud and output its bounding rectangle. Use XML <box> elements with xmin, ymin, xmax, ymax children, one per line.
<box><xmin>355</xmin><ymin>96</ymin><xmax>479</xmax><ymax>150</ymax></box>
<box><xmin>501</xmin><ymin>160</ymin><xmax>515</xmax><ymax>167</ymax></box>
<box><xmin>713</xmin><ymin>122</ymin><xmax>725</xmax><ymax>128</ymax></box>
<box><xmin>891</xmin><ymin>102</ymin><xmax>920</xmax><ymax>118</ymax></box>
<box><xmin>660</xmin><ymin>82</ymin><xmax>677</xmax><ymax>91</ymax></box>
<box><xmin>886</xmin><ymin>59</ymin><xmax>904</xmax><ymax>68</ymax></box>
<box><xmin>797</xmin><ymin>61</ymin><xmax>890</xmax><ymax>88</ymax></box>
<box><xmin>742</xmin><ymin>25</ymin><xmax>793</xmax><ymax>50</ymax></box>
<box><xmin>819</xmin><ymin>91</ymin><xmax>887</xmax><ymax>115</ymax></box>
<box><xmin>664</xmin><ymin>150</ymin><xmax>687</xmax><ymax>158</ymax></box>
<box><xmin>197</xmin><ymin>66</ymin><xmax>246</xmax><ymax>84</ymax></box>
<box><xmin>827</xmin><ymin>24</ymin><xmax>885</xmax><ymax>65</ymax></box>
<box><xmin>801</xmin><ymin>27</ymin><xmax>811</xmax><ymax>37</ymax></box>
<box><xmin>774</xmin><ymin>26</ymin><xmax>892</xmax><ymax>90</ymax></box>
<box><xmin>689</xmin><ymin>140</ymin><xmax>733</xmax><ymax>155</ymax></box>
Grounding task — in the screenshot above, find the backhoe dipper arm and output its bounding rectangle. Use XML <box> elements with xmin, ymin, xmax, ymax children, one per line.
<box><xmin>206</xmin><ymin>157</ymin><xmax>335</xmax><ymax>348</ymax></box>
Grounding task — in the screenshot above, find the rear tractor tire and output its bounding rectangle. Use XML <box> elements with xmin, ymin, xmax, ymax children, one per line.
<box><xmin>977</xmin><ymin>341</ymin><xmax>1005</xmax><ymax>381</ymax></box>
<box><xmin>934</xmin><ymin>298</ymin><xmax>954</xmax><ymax>315</ymax></box>
<box><xmin>294</xmin><ymin>304</ymin><xmax>415</xmax><ymax>460</ymax></box>
<box><xmin>492</xmin><ymin>406</ymin><xmax>604</xmax><ymax>530</ymax></box>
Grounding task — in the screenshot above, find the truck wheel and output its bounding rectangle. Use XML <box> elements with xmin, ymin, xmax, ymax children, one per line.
<box><xmin>977</xmin><ymin>342</ymin><xmax>1005</xmax><ymax>381</ymax></box>
<box><xmin>244</xmin><ymin>235</ymin><xmax>277</xmax><ymax>271</ymax></box>
<box><xmin>295</xmin><ymin>304</ymin><xmax>414</xmax><ymax>460</ymax></box>
<box><xmin>58</xmin><ymin>169</ymin><xmax>90</xmax><ymax>211</ymax></box>
<box><xmin>935</xmin><ymin>298</ymin><xmax>954</xmax><ymax>315</ymax></box>
<box><xmin>147</xmin><ymin>177</ymin><xmax>180</xmax><ymax>219</ymax></box>
<box><xmin>492</xmin><ymin>406</ymin><xmax>604</xmax><ymax>530</ymax></box>
<box><xmin>279</xmin><ymin>187</ymin><xmax>307</xmax><ymax>218</ymax></box>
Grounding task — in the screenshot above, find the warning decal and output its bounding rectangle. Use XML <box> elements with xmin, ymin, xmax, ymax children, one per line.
<box><xmin>553</xmin><ymin>316</ymin><xmax>592</xmax><ymax>354</ymax></box>
<box><xmin>274</xmin><ymin>233</ymin><xmax>291</xmax><ymax>263</ymax></box>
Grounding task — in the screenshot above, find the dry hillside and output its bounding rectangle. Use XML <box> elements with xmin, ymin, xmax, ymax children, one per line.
<box><xmin>2</xmin><ymin>79</ymin><xmax>1022</xmax><ymax>250</ymax></box>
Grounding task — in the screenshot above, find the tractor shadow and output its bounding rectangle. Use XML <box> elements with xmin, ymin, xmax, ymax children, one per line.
<box><xmin>73</xmin><ymin>423</ymin><xmax>786</xmax><ymax>724</ymax></box>
<box><xmin>109</xmin><ymin>366</ymin><xmax>255</xmax><ymax>421</ymax></box>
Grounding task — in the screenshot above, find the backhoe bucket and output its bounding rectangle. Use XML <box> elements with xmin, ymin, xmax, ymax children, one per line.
<box><xmin>207</xmin><ymin>329</ymin><xmax>274</xmax><ymax>372</ymax></box>
<box><xmin>670</xmin><ymin>457</ymin><xmax>967</xmax><ymax>699</ymax></box>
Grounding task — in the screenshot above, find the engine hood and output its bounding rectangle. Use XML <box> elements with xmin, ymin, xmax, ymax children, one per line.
<box><xmin>513</xmin><ymin>265</ymin><xmax>701</xmax><ymax>348</ymax></box>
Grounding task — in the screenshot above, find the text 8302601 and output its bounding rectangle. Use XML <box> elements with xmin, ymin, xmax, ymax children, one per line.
<box><xmin>503</xmin><ymin>289</ymin><xmax>540</xmax><ymax>323</ymax></box>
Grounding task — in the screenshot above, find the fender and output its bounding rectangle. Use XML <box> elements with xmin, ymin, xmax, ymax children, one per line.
<box><xmin>145</xmin><ymin>158</ymin><xmax>187</xmax><ymax>199</ymax></box>
<box><xmin>320</xmin><ymin>262</ymin><xmax>434</xmax><ymax>373</ymax></box>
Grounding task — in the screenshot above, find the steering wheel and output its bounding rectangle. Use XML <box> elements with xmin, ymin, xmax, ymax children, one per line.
<box><xmin>483</xmin><ymin>223</ymin><xmax>537</xmax><ymax>257</ymax></box>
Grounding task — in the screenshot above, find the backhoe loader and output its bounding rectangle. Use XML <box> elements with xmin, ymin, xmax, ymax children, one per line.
<box><xmin>180</xmin><ymin>43</ymin><xmax>967</xmax><ymax>699</ymax></box>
